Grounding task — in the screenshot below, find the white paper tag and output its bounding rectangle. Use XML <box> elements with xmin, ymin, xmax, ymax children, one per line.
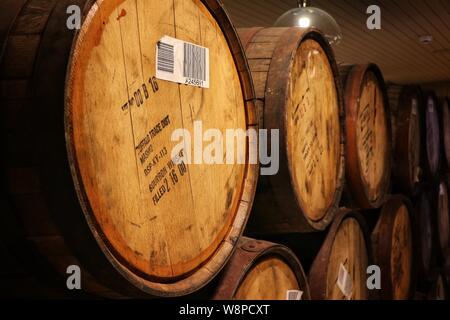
<box><xmin>337</xmin><ymin>263</ymin><xmax>353</xmax><ymax>300</ymax></box>
<box><xmin>286</xmin><ymin>290</ymin><xmax>303</xmax><ymax>300</ymax></box>
<box><xmin>156</xmin><ymin>35</ymin><xmax>209</xmax><ymax>88</ymax></box>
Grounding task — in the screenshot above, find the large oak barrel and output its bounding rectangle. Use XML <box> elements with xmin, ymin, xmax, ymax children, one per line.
<box><xmin>391</xmin><ymin>87</ymin><xmax>423</xmax><ymax>196</ymax></box>
<box><xmin>414</xmin><ymin>192</ymin><xmax>435</xmax><ymax>287</ymax></box>
<box><xmin>371</xmin><ymin>196</ymin><xmax>415</xmax><ymax>300</ymax></box>
<box><xmin>308</xmin><ymin>209</ymin><xmax>371</xmax><ymax>300</ymax></box>
<box><xmin>0</xmin><ymin>0</ymin><xmax>257</xmax><ymax>297</ymax></box>
<box><xmin>340</xmin><ymin>64</ymin><xmax>392</xmax><ymax>209</ymax></box>
<box><xmin>441</xmin><ymin>97</ymin><xmax>450</xmax><ymax>171</ymax></box>
<box><xmin>436</xmin><ymin>180</ymin><xmax>450</xmax><ymax>261</ymax></box>
<box><xmin>386</xmin><ymin>83</ymin><xmax>403</xmax><ymax>148</ymax></box>
<box><xmin>238</xmin><ymin>27</ymin><xmax>345</xmax><ymax>233</ymax></box>
<box><xmin>427</xmin><ymin>271</ymin><xmax>448</xmax><ymax>300</ymax></box>
<box><xmin>422</xmin><ymin>92</ymin><xmax>441</xmax><ymax>180</ymax></box>
<box><xmin>212</xmin><ymin>237</ymin><xmax>310</xmax><ymax>300</ymax></box>
<box><xmin>445</xmin><ymin>254</ymin><xmax>450</xmax><ymax>291</ymax></box>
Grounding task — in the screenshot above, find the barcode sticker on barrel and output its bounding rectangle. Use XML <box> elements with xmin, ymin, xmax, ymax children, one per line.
<box><xmin>337</xmin><ymin>263</ymin><xmax>353</xmax><ymax>300</ymax></box>
<box><xmin>286</xmin><ymin>290</ymin><xmax>303</xmax><ymax>300</ymax></box>
<box><xmin>156</xmin><ymin>36</ymin><xmax>209</xmax><ymax>88</ymax></box>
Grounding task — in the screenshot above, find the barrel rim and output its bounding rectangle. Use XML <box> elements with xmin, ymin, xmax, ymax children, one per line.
<box><xmin>260</xmin><ymin>27</ymin><xmax>346</xmax><ymax>231</ymax></box>
<box><xmin>414</xmin><ymin>190</ymin><xmax>435</xmax><ymax>281</ymax></box>
<box><xmin>437</xmin><ymin>178</ymin><xmax>450</xmax><ymax>257</ymax></box>
<box><xmin>212</xmin><ymin>237</ymin><xmax>311</xmax><ymax>300</ymax></box>
<box><xmin>422</xmin><ymin>91</ymin><xmax>441</xmax><ymax>180</ymax></box>
<box><xmin>291</xmin><ymin>29</ymin><xmax>346</xmax><ymax>230</ymax></box>
<box><xmin>308</xmin><ymin>209</ymin><xmax>373</xmax><ymax>300</ymax></box>
<box><xmin>64</xmin><ymin>0</ymin><xmax>258</xmax><ymax>297</ymax></box>
<box><xmin>439</xmin><ymin>96</ymin><xmax>450</xmax><ymax>170</ymax></box>
<box><xmin>343</xmin><ymin>63</ymin><xmax>393</xmax><ymax>209</ymax></box>
<box><xmin>372</xmin><ymin>195</ymin><xmax>417</xmax><ymax>300</ymax></box>
<box><xmin>393</xmin><ymin>85</ymin><xmax>423</xmax><ymax>196</ymax></box>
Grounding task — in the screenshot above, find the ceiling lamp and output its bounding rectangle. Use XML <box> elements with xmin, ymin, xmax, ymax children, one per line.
<box><xmin>274</xmin><ymin>0</ymin><xmax>342</xmax><ymax>46</ymax></box>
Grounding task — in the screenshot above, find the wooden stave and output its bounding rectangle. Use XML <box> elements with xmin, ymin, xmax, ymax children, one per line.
<box><xmin>440</xmin><ymin>97</ymin><xmax>450</xmax><ymax>171</ymax></box>
<box><xmin>386</xmin><ymin>83</ymin><xmax>403</xmax><ymax>154</ymax></box>
<box><xmin>0</xmin><ymin>0</ymin><xmax>123</xmax><ymax>298</ymax></box>
<box><xmin>422</xmin><ymin>91</ymin><xmax>441</xmax><ymax>181</ymax></box>
<box><xmin>0</xmin><ymin>0</ymin><xmax>257</xmax><ymax>298</ymax></box>
<box><xmin>391</xmin><ymin>86</ymin><xmax>424</xmax><ymax>196</ymax></box>
<box><xmin>435</xmin><ymin>179</ymin><xmax>450</xmax><ymax>263</ymax></box>
<box><xmin>308</xmin><ymin>209</ymin><xmax>373</xmax><ymax>300</ymax></box>
<box><xmin>211</xmin><ymin>237</ymin><xmax>310</xmax><ymax>300</ymax></box>
<box><xmin>426</xmin><ymin>270</ymin><xmax>449</xmax><ymax>300</ymax></box>
<box><xmin>371</xmin><ymin>195</ymin><xmax>416</xmax><ymax>300</ymax></box>
<box><xmin>445</xmin><ymin>253</ymin><xmax>450</xmax><ymax>291</ymax></box>
<box><xmin>340</xmin><ymin>64</ymin><xmax>393</xmax><ymax>210</ymax></box>
<box><xmin>413</xmin><ymin>190</ymin><xmax>437</xmax><ymax>289</ymax></box>
<box><xmin>238</xmin><ymin>27</ymin><xmax>346</xmax><ymax>234</ymax></box>
<box><xmin>0</xmin><ymin>0</ymin><xmax>28</xmax><ymax>62</ymax></box>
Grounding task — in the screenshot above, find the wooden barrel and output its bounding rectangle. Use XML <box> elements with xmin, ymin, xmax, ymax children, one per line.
<box><xmin>436</xmin><ymin>180</ymin><xmax>450</xmax><ymax>261</ymax></box>
<box><xmin>427</xmin><ymin>271</ymin><xmax>448</xmax><ymax>300</ymax></box>
<box><xmin>0</xmin><ymin>0</ymin><xmax>257</xmax><ymax>297</ymax></box>
<box><xmin>371</xmin><ymin>196</ymin><xmax>415</xmax><ymax>300</ymax></box>
<box><xmin>441</xmin><ymin>97</ymin><xmax>450</xmax><ymax>170</ymax></box>
<box><xmin>391</xmin><ymin>87</ymin><xmax>423</xmax><ymax>196</ymax></box>
<box><xmin>422</xmin><ymin>92</ymin><xmax>441</xmax><ymax>180</ymax></box>
<box><xmin>212</xmin><ymin>237</ymin><xmax>310</xmax><ymax>300</ymax></box>
<box><xmin>0</xmin><ymin>199</ymin><xmax>105</xmax><ymax>298</ymax></box>
<box><xmin>386</xmin><ymin>83</ymin><xmax>403</xmax><ymax>149</ymax></box>
<box><xmin>238</xmin><ymin>27</ymin><xmax>345</xmax><ymax>233</ymax></box>
<box><xmin>340</xmin><ymin>64</ymin><xmax>392</xmax><ymax>209</ymax></box>
<box><xmin>414</xmin><ymin>192</ymin><xmax>435</xmax><ymax>284</ymax></box>
<box><xmin>309</xmin><ymin>209</ymin><xmax>371</xmax><ymax>300</ymax></box>
<box><xmin>445</xmin><ymin>254</ymin><xmax>450</xmax><ymax>290</ymax></box>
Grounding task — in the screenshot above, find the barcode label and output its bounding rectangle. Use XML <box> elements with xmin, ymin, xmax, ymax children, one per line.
<box><xmin>157</xmin><ymin>42</ymin><xmax>174</xmax><ymax>73</ymax></box>
<box><xmin>286</xmin><ymin>290</ymin><xmax>303</xmax><ymax>300</ymax></box>
<box><xmin>155</xmin><ymin>36</ymin><xmax>209</xmax><ymax>88</ymax></box>
<box><xmin>183</xmin><ymin>42</ymin><xmax>207</xmax><ymax>81</ymax></box>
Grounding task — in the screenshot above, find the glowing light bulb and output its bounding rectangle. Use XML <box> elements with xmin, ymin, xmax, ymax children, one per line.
<box><xmin>298</xmin><ymin>17</ymin><xmax>311</xmax><ymax>28</ymax></box>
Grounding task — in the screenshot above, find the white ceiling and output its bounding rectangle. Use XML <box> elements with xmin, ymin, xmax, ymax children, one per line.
<box><xmin>222</xmin><ymin>0</ymin><xmax>450</xmax><ymax>84</ymax></box>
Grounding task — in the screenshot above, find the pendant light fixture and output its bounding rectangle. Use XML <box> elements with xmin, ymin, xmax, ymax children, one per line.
<box><xmin>274</xmin><ymin>0</ymin><xmax>342</xmax><ymax>46</ymax></box>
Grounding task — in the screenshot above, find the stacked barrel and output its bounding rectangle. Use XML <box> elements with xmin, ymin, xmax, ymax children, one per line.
<box><xmin>0</xmin><ymin>0</ymin><xmax>448</xmax><ymax>300</ymax></box>
<box><xmin>1</xmin><ymin>0</ymin><xmax>258</xmax><ymax>298</ymax></box>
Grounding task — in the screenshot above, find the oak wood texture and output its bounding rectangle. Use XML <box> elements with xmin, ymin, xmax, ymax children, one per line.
<box><xmin>437</xmin><ymin>180</ymin><xmax>450</xmax><ymax>261</ymax></box>
<box><xmin>427</xmin><ymin>271</ymin><xmax>448</xmax><ymax>300</ymax></box>
<box><xmin>371</xmin><ymin>196</ymin><xmax>415</xmax><ymax>300</ymax></box>
<box><xmin>212</xmin><ymin>237</ymin><xmax>310</xmax><ymax>300</ymax></box>
<box><xmin>386</xmin><ymin>84</ymin><xmax>402</xmax><ymax>151</ymax></box>
<box><xmin>440</xmin><ymin>97</ymin><xmax>450</xmax><ymax>171</ymax></box>
<box><xmin>422</xmin><ymin>92</ymin><xmax>441</xmax><ymax>180</ymax></box>
<box><xmin>414</xmin><ymin>192</ymin><xmax>435</xmax><ymax>285</ymax></box>
<box><xmin>340</xmin><ymin>64</ymin><xmax>392</xmax><ymax>209</ymax></box>
<box><xmin>390</xmin><ymin>87</ymin><xmax>423</xmax><ymax>196</ymax></box>
<box><xmin>308</xmin><ymin>209</ymin><xmax>371</xmax><ymax>300</ymax></box>
<box><xmin>1</xmin><ymin>0</ymin><xmax>257</xmax><ymax>297</ymax></box>
<box><xmin>238</xmin><ymin>27</ymin><xmax>345</xmax><ymax>233</ymax></box>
